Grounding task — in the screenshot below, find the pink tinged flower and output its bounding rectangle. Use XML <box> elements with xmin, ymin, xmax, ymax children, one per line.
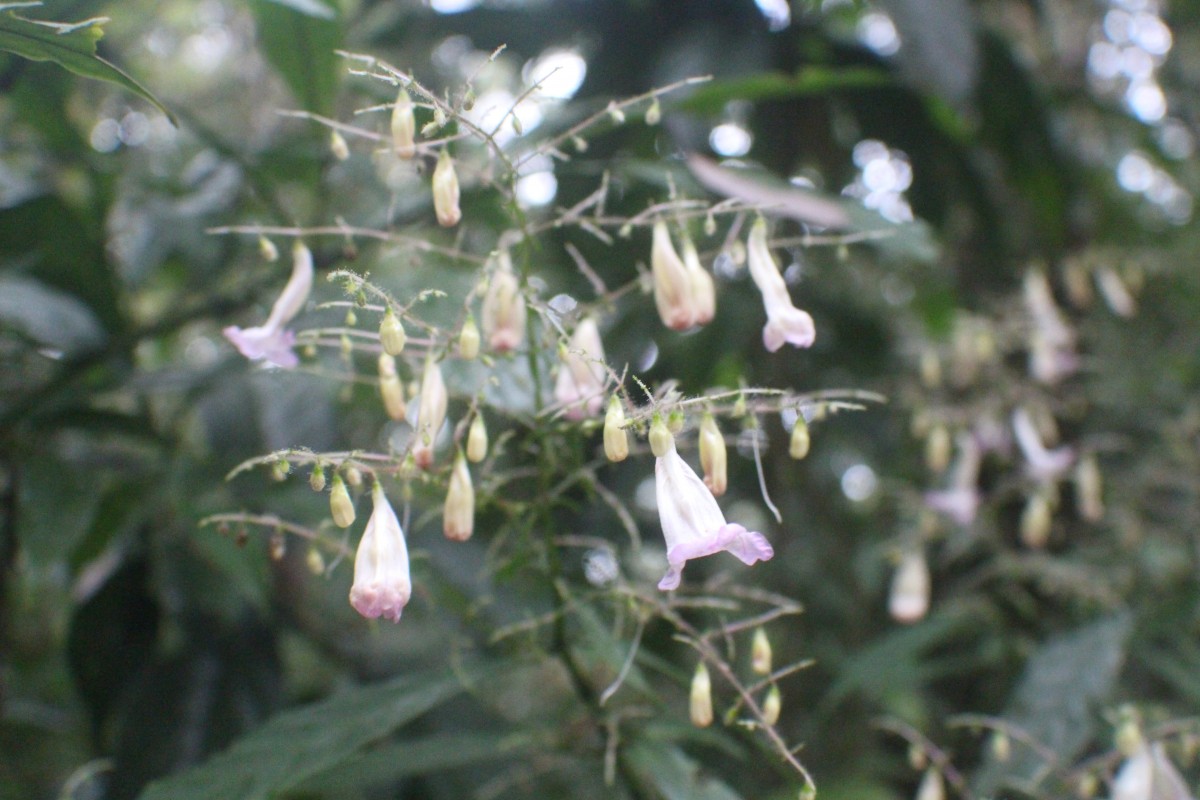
<box><xmin>747</xmin><ymin>218</ymin><xmax>815</xmax><ymax>352</ymax></box>
<box><xmin>223</xmin><ymin>240</ymin><xmax>314</xmax><ymax>368</ymax></box>
<box><xmin>924</xmin><ymin>432</ymin><xmax>982</xmax><ymax>526</ymax></box>
<box><xmin>680</xmin><ymin>233</ymin><xmax>716</xmax><ymax>326</ymax></box>
<box><xmin>1012</xmin><ymin>408</ymin><xmax>1075</xmax><ymax>482</ymax></box>
<box><xmin>481</xmin><ymin>250</ymin><xmax>526</xmax><ymax>353</ymax></box>
<box><xmin>554</xmin><ymin>317</ymin><xmax>608</xmax><ymax>419</ymax></box>
<box><xmin>413</xmin><ymin>357</ymin><xmax>448</xmax><ymax>469</ymax></box>
<box><xmin>651</xmin><ymin>221</ymin><xmax>697</xmax><ymax>331</ymax></box>
<box><xmin>349</xmin><ymin>482</ymin><xmax>412</xmax><ymax>623</ymax></box>
<box><xmin>654</xmin><ymin>427</ymin><xmax>773</xmax><ymax>591</ymax></box>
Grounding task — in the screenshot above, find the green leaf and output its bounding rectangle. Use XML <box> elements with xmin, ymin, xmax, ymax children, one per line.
<box><xmin>677</xmin><ymin>67</ymin><xmax>892</xmax><ymax>113</ymax></box>
<box><xmin>250</xmin><ymin>0</ymin><xmax>341</xmax><ymax>116</ymax></box>
<box><xmin>137</xmin><ymin>662</ymin><xmax>489</xmax><ymax>800</ymax></box>
<box><xmin>262</xmin><ymin>0</ymin><xmax>337</xmax><ymax>18</ymax></box>
<box><xmin>0</xmin><ymin>5</ymin><xmax>175</xmax><ymax>124</ymax></box>
<box><xmin>625</xmin><ymin>737</ymin><xmax>745</xmax><ymax>800</ymax></box>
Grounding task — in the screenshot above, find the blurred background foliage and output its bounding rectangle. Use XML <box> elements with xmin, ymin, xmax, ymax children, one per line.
<box><xmin>2</xmin><ymin>0</ymin><xmax>1200</xmax><ymax>799</ymax></box>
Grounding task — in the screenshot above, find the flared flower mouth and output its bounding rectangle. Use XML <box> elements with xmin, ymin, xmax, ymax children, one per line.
<box><xmin>659</xmin><ymin>522</ymin><xmax>775</xmax><ymax>590</ymax></box>
<box><xmin>223</xmin><ymin>324</ymin><xmax>299</xmax><ymax>368</ymax></box>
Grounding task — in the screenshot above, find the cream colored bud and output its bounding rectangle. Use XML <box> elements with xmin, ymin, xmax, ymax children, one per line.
<box><xmin>889</xmin><ymin>550</ymin><xmax>931</xmax><ymax>623</ymax></box>
<box><xmin>751</xmin><ymin>627</ymin><xmax>772</xmax><ymax>675</ymax></box>
<box><xmin>269</xmin><ymin>530</ymin><xmax>286</xmax><ymax>560</ymax></box>
<box><xmin>443</xmin><ymin>451</ymin><xmax>475</xmax><ymax>541</ymax></box>
<box><xmin>667</xmin><ymin>410</ymin><xmax>685</xmax><ymax>434</ymax></box>
<box><xmin>391</xmin><ymin>88</ymin><xmax>416</xmax><ymax>159</ymax></box>
<box><xmin>1064</xmin><ymin>260</ymin><xmax>1093</xmax><ymax>308</ymax></box>
<box><xmin>309</xmin><ymin>464</ymin><xmax>326</xmax><ymax>492</ymax></box>
<box><xmin>1115</xmin><ymin>710</ymin><xmax>1144</xmax><ymax>757</ymax></box>
<box><xmin>572</xmin><ymin>135</ymin><xmax>588</xmax><ymax>153</ymax></box>
<box><xmin>306</xmin><ymin>546</ymin><xmax>326</xmax><ymax>575</ymax></box>
<box><xmin>1075</xmin><ymin>454</ymin><xmax>1104</xmax><ymax>522</ymax></box>
<box><xmin>459</xmin><ymin>316</ymin><xmax>480</xmax><ymax>360</ymax></box>
<box><xmin>1020</xmin><ymin>492</ymin><xmax>1052</xmax><ymax>549</ymax></box>
<box><xmin>258</xmin><ymin>235</ymin><xmax>279</xmax><ymax>262</ymax></box>
<box><xmin>345</xmin><ymin>309</ymin><xmax>358</xmax><ymax>327</ymax></box>
<box><xmin>681</xmin><ymin>233</ymin><xmax>716</xmax><ymax>326</ymax></box>
<box><xmin>652</xmin><ymin>220</ymin><xmax>696</xmax><ymax>331</ymax></box>
<box><xmin>704</xmin><ymin>212</ymin><xmax>717</xmax><ymax>237</ymax></box>
<box><xmin>330</xmin><ymin>130</ymin><xmax>350</xmax><ymax>161</ymax></box>
<box><xmin>330</xmin><ymin>474</ymin><xmax>356</xmax><ymax>528</ymax></box>
<box><xmin>649</xmin><ymin>415</ymin><xmax>675</xmax><ymax>458</ymax></box>
<box><xmin>481</xmin><ymin>251</ymin><xmax>526</xmax><ymax>352</ymax></box>
<box><xmin>604</xmin><ymin>396</ymin><xmax>629</xmax><ymax>462</ymax></box>
<box><xmin>1097</xmin><ymin>267</ymin><xmax>1136</xmax><ymax>318</ymax></box>
<box><xmin>645</xmin><ymin>98</ymin><xmax>661</xmax><ymax>125</ymax></box>
<box><xmin>607</xmin><ymin>103</ymin><xmax>626</xmax><ymax>124</ymax></box>
<box><xmin>915</xmin><ymin>768</ymin><xmax>945</xmax><ymax>800</ymax></box>
<box><xmin>925</xmin><ymin>424</ymin><xmax>951</xmax><ymax>473</ymax></box>
<box><xmin>762</xmin><ymin>684</ymin><xmax>782</xmax><ymax>726</ymax></box>
<box><xmin>414</xmin><ymin>358</ymin><xmax>448</xmax><ymax>469</ymax></box>
<box><xmin>699</xmin><ymin>413</ymin><xmax>727</xmax><ymax>496</ymax></box>
<box><xmin>378</xmin><ymin>353</ymin><xmax>406</xmax><ymax>421</ymax></box>
<box><xmin>467</xmin><ymin>414</ymin><xmax>488</xmax><ymax>463</ymax></box>
<box><xmin>345</xmin><ymin>466</ymin><xmax>363</xmax><ymax>488</ymax></box>
<box><xmin>789</xmin><ymin>416</ymin><xmax>811</xmax><ymax>460</ymax></box>
<box><xmin>432</xmin><ymin>149</ymin><xmax>462</xmax><ymax>227</ymax></box>
<box><xmin>379</xmin><ymin>308</ymin><xmax>407</xmax><ymax>356</ymax></box>
<box><xmin>732</xmin><ymin>393</ymin><xmax>747</xmax><ymax>418</ymax></box>
<box><xmin>689</xmin><ymin>662</ymin><xmax>713</xmax><ymax>728</ymax></box>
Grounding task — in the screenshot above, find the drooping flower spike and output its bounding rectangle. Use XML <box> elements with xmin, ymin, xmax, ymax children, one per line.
<box><xmin>349</xmin><ymin>481</ymin><xmax>412</xmax><ymax>623</ymax></box>
<box><xmin>651</xmin><ymin>417</ymin><xmax>773</xmax><ymax>590</ymax></box>
<box><xmin>224</xmin><ymin>240</ymin><xmax>314</xmax><ymax>368</ymax></box>
<box><xmin>746</xmin><ymin>218</ymin><xmax>815</xmax><ymax>353</ymax></box>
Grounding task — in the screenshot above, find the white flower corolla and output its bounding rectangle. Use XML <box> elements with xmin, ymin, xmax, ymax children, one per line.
<box><xmin>413</xmin><ymin>357</ymin><xmax>448</xmax><ymax>469</ymax></box>
<box><xmin>651</xmin><ymin>221</ymin><xmax>697</xmax><ymax>331</ymax></box>
<box><xmin>223</xmin><ymin>240</ymin><xmax>314</xmax><ymax>368</ymax></box>
<box><xmin>1112</xmin><ymin>743</ymin><xmax>1193</xmax><ymax>800</ymax></box>
<box><xmin>349</xmin><ymin>482</ymin><xmax>411</xmax><ymax>623</ymax></box>
<box><xmin>1012</xmin><ymin>408</ymin><xmax>1075</xmax><ymax>481</ymax></box>
<box><xmin>1023</xmin><ymin>270</ymin><xmax>1078</xmax><ymax>384</ymax></box>
<box><xmin>481</xmin><ymin>250</ymin><xmax>525</xmax><ymax>352</ymax></box>
<box><xmin>747</xmin><ymin>218</ymin><xmax>815</xmax><ymax>352</ymax></box>
<box><xmin>654</xmin><ymin>434</ymin><xmax>773</xmax><ymax>591</ymax></box>
<box><xmin>924</xmin><ymin>432</ymin><xmax>982</xmax><ymax>525</ymax></box>
<box><xmin>554</xmin><ymin>317</ymin><xmax>608</xmax><ymax>419</ymax></box>
<box><xmin>680</xmin><ymin>232</ymin><xmax>716</xmax><ymax>326</ymax></box>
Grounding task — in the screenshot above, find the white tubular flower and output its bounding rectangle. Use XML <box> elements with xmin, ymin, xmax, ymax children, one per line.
<box><xmin>481</xmin><ymin>250</ymin><xmax>525</xmax><ymax>352</ymax></box>
<box><xmin>747</xmin><ymin>218</ymin><xmax>815</xmax><ymax>352</ymax></box>
<box><xmin>654</xmin><ymin>433</ymin><xmax>773</xmax><ymax>591</ymax></box>
<box><xmin>432</xmin><ymin>149</ymin><xmax>462</xmax><ymax>227</ymax></box>
<box><xmin>224</xmin><ymin>240</ymin><xmax>314</xmax><ymax>368</ymax></box>
<box><xmin>554</xmin><ymin>317</ymin><xmax>608</xmax><ymax>419</ymax></box>
<box><xmin>1112</xmin><ymin>743</ymin><xmax>1191</xmax><ymax>800</ymax></box>
<box><xmin>349</xmin><ymin>482</ymin><xmax>412</xmax><ymax>623</ymax></box>
<box><xmin>888</xmin><ymin>549</ymin><xmax>931</xmax><ymax>624</ymax></box>
<box><xmin>651</xmin><ymin>221</ymin><xmax>697</xmax><ymax>331</ymax></box>
<box><xmin>1012</xmin><ymin>408</ymin><xmax>1074</xmax><ymax>481</ymax></box>
<box><xmin>391</xmin><ymin>88</ymin><xmax>416</xmax><ymax>159</ymax></box>
<box><xmin>413</xmin><ymin>357</ymin><xmax>448</xmax><ymax>469</ymax></box>
<box><xmin>1024</xmin><ymin>270</ymin><xmax>1078</xmax><ymax>384</ymax></box>
<box><xmin>680</xmin><ymin>233</ymin><xmax>716</xmax><ymax>326</ymax></box>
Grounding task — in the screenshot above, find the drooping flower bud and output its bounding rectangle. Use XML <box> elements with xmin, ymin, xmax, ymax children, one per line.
<box><xmin>391</xmin><ymin>88</ymin><xmax>416</xmax><ymax>159</ymax></box>
<box><xmin>604</xmin><ymin>395</ymin><xmax>629</xmax><ymax>462</ymax></box>
<box><xmin>481</xmin><ymin>250</ymin><xmax>526</xmax><ymax>353</ymax></box>
<box><xmin>379</xmin><ymin>307</ymin><xmax>406</xmax><ymax>355</ymax></box>
<box><xmin>1020</xmin><ymin>492</ymin><xmax>1052</xmax><ymax>549</ymax></box>
<box><xmin>789</xmin><ymin>415</ymin><xmax>811</xmax><ymax>460</ymax></box>
<box><xmin>989</xmin><ymin>731</ymin><xmax>1011</xmax><ymax>763</ymax></box>
<box><xmin>306</xmin><ymin>545</ymin><xmax>325</xmax><ymax>575</ymax></box>
<box><xmin>330</xmin><ymin>473</ymin><xmax>356</xmax><ymax>528</ymax></box>
<box><xmin>458</xmin><ymin>315</ymin><xmax>480</xmax><ymax>360</ymax></box>
<box><xmin>649</xmin><ymin>414</ymin><xmax>675</xmax><ymax>458</ymax></box>
<box><xmin>919</xmin><ymin>350</ymin><xmax>942</xmax><ymax>389</ymax></box>
<box><xmin>689</xmin><ymin>662</ymin><xmax>713</xmax><ymax>728</ymax></box>
<box><xmin>889</xmin><ymin>549</ymin><xmax>930</xmax><ymax>623</ymax></box>
<box><xmin>330</xmin><ymin>129</ymin><xmax>350</xmax><ymax>161</ymax></box>
<box><xmin>651</xmin><ymin>220</ymin><xmax>697</xmax><ymax>331</ymax></box>
<box><xmin>762</xmin><ymin>684</ymin><xmax>782</xmax><ymax>726</ymax></box>
<box><xmin>925</xmin><ymin>424</ymin><xmax>951</xmax><ymax>474</ymax></box>
<box><xmin>747</xmin><ymin>218</ymin><xmax>816</xmax><ymax>352</ymax></box>
<box><xmin>309</xmin><ymin>464</ymin><xmax>326</xmax><ymax>492</ymax></box>
<box><xmin>680</xmin><ymin>233</ymin><xmax>716</xmax><ymax>326</ymax></box>
<box><xmin>699</xmin><ymin>413</ymin><xmax>727</xmax><ymax>496</ymax></box>
<box><xmin>258</xmin><ymin>235</ymin><xmax>279</xmax><ymax>262</ymax></box>
<box><xmin>667</xmin><ymin>409</ymin><xmax>685</xmax><ymax>434</ymax></box>
<box><xmin>432</xmin><ymin>148</ymin><xmax>462</xmax><ymax>227</ymax></box>
<box><xmin>751</xmin><ymin>627</ymin><xmax>772</xmax><ymax>675</ymax></box>
<box><xmin>645</xmin><ymin>98</ymin><xmax>661</xmax><ymax>125</ymax></box>
<box><xmin>553</xmin><ymin>317</ymin><xmax>608</xmax><ymax>419</ymax></box>
<box><xmin>443</xmin><ymin>450</ymin><xmax>475</xmax><ymax>541</ymax></box>
<box><xmin>414</xmin><ymin>357</ymin><xmax>448</xmax><ymax>469</ymax></box>
<box><xmin>345</xmin><ymin>465</ymin><xmax>363</xmax><ymax>487</ymax></box>
<box><xmin>1075</xmin><ymin>453</ymin><xmax>1104</xmax><ymax>522</ymax></box>
<box><xmin>915</xmin><ymin>768</ymin><xmax>945</xmax><ymax>800</ymax></box>
<box><xmin>378</xmin><ymin>352</ymin><xmax>406</xmax><ymax>421</ymax></box>
<box><xmin>349</xmin><ymin>482</ymin><xmax>411</xmax><ymax>622</ymax></box>
<box><xmin>467</xmin><ymin>414</ymin><xmax>488</xmax><ymax>463</ymax></box>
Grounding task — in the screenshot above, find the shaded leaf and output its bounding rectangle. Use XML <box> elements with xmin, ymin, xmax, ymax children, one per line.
<box><xmin>0</xmin><ymin>274</ymin><xmax>106</xmax><ymax>355</ymax></box>
<box><xmin>250</xmin><ymin>0</ymin><xmax>340</xmax><ymax>117</ymax></box>
<box><xmin>677</xmin><ymin>67</ymin><xmax>892</xmax><ymax>112</ymax></box>
<box><xmin>625</xmin><ymin>737</ymin><xmax>744</xmax><ymax>800</ymax></box>
<box><xmin>261</xmin><ymin>0</ymin><xmax>336</xmax><ymax>18</ymax></box>
<box><xmin>0</xmin><ymin>5</ymin><xmax>174</xmax><ymax>123</ymax></box>
<box><xmin>880</xmin><ymin>0</ymin><xmax>980</xmax><ymax>108</ymax></box>
<box><xmin>137</xmin><ymin>661</ymin><xmax>488</xmax><ymax>800</ymax></box>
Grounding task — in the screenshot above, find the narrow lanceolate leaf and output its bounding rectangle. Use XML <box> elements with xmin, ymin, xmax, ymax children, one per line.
<box><xmin>137</xmin><ymin>664</ymin><xmax>487</xmax><ymax>800</ymax></box>
<box><xmin>0</xmin><ymin>6</ymin><xmax>175</xmax><ymax>124</ymax></box>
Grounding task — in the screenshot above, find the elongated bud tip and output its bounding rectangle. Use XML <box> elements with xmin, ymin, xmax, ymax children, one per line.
<box><xmin>467</xmin><ymin>414</ymin><xmax>488</xmax><ymax>463</ymax></box>
<box><xmin>925</xmin><ymin>424</ymin><xmax>951</xmax><ymax>473</ymax></box>
<box><xmin>258</xmin><ymin>235</ymin><xmax>279</xmax><ymax>262</ymax></box>
<box><xmin>915</xmin><ymin>768</ymin><xmax>945</xmax><ymax>800</ymax></box>
<box><xmin>443</xmin><ymin>450</ymin><xmax>475</xmax><ymax>541</ymax></box>
<box><xmin>391</xmin><ymin>88</ymin><xmax>416</xmax><ymax>159</ymax></box>
<box><xmin>645</xmin><ymin>98</ymin><xmax>661</xmax><ymax>125</ymax></box>
<box><xmin>649</xmin><ymin>415</ymin><xmax>675</xmax><ymax>458</ymax></box>
<box><xmin>790</xmin><ymin>416</ymin><xmax>811</xmax><ymax>460</ymax></box>
<box><xmin>699</xmin><ymin>413</ymin><xmax>727</xmax><ymax>496</ymax></box>
<box><xmin>330</xmin><ymin>474</ymin><xmax>356</xmax><ymax>528</ymax></box>
<box><xmin>751</xmin><ymin>627</ymin><xmax>773</xmax><ymax>675</ymax></box>
<box><xmin>689</xmin><ymin>662</ymin><xmax>713</xmax><ymax>728</ymax></box>
<box><xmin>1020</xmin><ymin>492</ymin><xmax>1052</xmax><ymax>549</ymax></box>
<box><xmin>604</xmin><ymin>396</ymin><xmax>629</xmax><ymax>462</ymax></box>
<box><xmin>459</xmin><ymin>316</ymin><xmax>481</xmax><ymax>360</ymax></box>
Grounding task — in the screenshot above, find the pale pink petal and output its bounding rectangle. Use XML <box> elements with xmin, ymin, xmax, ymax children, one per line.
<box><xmin>223</xmin><ymin>324</ymin><xmax>299</xmax><ymax>368</ymax></box>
